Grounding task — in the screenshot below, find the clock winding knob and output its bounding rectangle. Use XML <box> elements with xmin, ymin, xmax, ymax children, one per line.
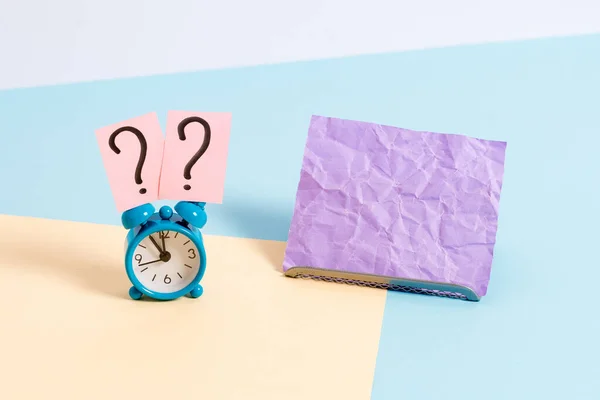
<box><xmin>159</xmin><ymin>205</ymin><xmax>173</xmax><ymax>220</ymax></box>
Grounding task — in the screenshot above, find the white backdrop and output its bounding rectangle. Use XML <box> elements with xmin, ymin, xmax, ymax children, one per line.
<box><xmin>0</xmin><ymin>0</ymin><xmax>599</xmax><ymax>89</ymax></box>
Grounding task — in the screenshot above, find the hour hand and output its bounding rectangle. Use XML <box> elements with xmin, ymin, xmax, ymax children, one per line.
<box><xmin>160</xmin><ymin>231</ymin><xmax>167</xmax><ymax>253</ymax></box>
<box><xmin>149</xmin><ymin>235</ymin><xmax>165</xmax><ymax>255</ymax></box>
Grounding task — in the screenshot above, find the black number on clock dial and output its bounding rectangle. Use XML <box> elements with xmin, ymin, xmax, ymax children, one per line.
<box><xmin>163</xmin><ymin>273</ymin><xmax>184</xmax><ymax>284</ymax></box>
<box><xmin>135</xmin><ymin>254</ymin><xmax>143</xmax><ymax>264</ymax></box>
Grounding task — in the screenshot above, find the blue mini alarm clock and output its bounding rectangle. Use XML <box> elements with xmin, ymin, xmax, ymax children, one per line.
<box><xmin>120</xmin><ymin>201</ymin><xmax>208</xmax><ymax>301</ymax></box>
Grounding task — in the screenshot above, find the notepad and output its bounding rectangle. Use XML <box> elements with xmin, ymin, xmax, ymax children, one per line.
<box><xmin>283</xmin><ymin>115</ymin><xmax>507</xmax><ymax>301</ymax></box>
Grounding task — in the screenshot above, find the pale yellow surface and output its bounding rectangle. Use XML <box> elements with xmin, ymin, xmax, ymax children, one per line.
<box><xmin>0</xmin><ymin>215</ymin><xmax>386</xmax><ymax>400</ymax></box>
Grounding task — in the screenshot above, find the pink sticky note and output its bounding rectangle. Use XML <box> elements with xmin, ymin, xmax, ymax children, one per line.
<box><xmin>159</xmin><ymin>111</ymin><xmax>232</xmax><ymax>203</ymax></box>
<box><xmin>95</xmin><ymin>112</ymin><xmax>165</xmax><ymax>212</ymax></box>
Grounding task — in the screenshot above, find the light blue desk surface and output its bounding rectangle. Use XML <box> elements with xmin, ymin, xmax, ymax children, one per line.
<box><xmin>1</xmin><ymin>33</ymin><xmax>599</xmax><ymax>399</ymax></box>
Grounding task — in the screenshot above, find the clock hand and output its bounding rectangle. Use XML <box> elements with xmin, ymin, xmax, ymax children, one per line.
<box><xmin>149</xmin><ymin>235</ymin><xmax>165</xmax><ymax>255</ymax></box>
<box><xmin>161</xmin><ymin>231</ymin><xmax>167</xmax><ymax>253</ymax></box>
<box><xmin>138</xmin><ymin>259</ymin><xmax>162</xmax><ymax>267</ymax></box>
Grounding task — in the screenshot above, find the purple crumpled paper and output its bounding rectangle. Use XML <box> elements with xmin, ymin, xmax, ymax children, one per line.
<box><xmin>283</xmin><ymin>115</ymin><xmax>507</xmax><ymax>297</ymax></box>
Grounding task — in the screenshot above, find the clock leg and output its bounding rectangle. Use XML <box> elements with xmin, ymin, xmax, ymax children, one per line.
<box><xmin>189</xmin><ymin>284</ymin><xmax>203</xmax><ymax>299</ymax></box>
<box><xmin>129</xmin><ymin>286</ymin><xmax>143</xmax><ymax>300</ymax></box>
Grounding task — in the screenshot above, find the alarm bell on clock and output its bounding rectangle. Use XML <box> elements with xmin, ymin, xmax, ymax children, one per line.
<box><xmin>120</xmin><ymin>201</ymin><xmax>208</xmax><ymax>301</ymax></box>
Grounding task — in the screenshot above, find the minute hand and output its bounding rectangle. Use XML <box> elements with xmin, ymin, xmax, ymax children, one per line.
<box><xmin>139</xmin><ymin>259</ymin><xmax>162</xmax><ymax>267</ymax></box>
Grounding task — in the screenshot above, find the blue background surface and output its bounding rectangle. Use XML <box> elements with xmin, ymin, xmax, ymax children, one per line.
<box><xmin>1</xmin><ymin>34</ymin><xmax>599</xmax><ymax>398</ymax></box>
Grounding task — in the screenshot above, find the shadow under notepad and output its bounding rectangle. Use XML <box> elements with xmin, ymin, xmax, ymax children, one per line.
<box><xmin>247</xmin><ymin>238</ymin><xmax>287</xmax><ymax>273</ymax></box>
<box><xmin>210</xmin><ymin>197</ymin><xmax>291</xmax><ymax>272</ymax></box>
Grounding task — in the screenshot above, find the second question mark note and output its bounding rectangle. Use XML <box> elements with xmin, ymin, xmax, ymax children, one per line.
<box><xmin>159</xmin><ymin>111</ymin><xmax>232</xmax><ymax>203</ymax></box>
<box><xmin>95</xmin><ymin>112</ymin><xmax>165</xmax><ymax>212</ymax></box>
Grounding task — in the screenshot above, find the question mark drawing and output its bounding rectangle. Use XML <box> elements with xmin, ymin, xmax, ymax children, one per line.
<box><xmin>177</xmin><ymin>116</ymin><xmax>211</xmax><ymax>191</ymax></box>
<box><xmin>109</xmin><ymin>126</ymin><xmax>148</xmax><ymax>194</ymax></box>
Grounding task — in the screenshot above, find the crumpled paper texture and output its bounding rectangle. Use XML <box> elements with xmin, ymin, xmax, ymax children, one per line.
<box><xmin>283</xmin><ymin>115</ymin><xmax>507</xmax><ymax>297</ymax></box>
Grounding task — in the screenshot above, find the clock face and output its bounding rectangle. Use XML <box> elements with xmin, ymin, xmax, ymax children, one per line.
<box><xmin>131</xmin><ymin>229</ymin><xmax>201</xmax><ymax>294</ymax></box>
